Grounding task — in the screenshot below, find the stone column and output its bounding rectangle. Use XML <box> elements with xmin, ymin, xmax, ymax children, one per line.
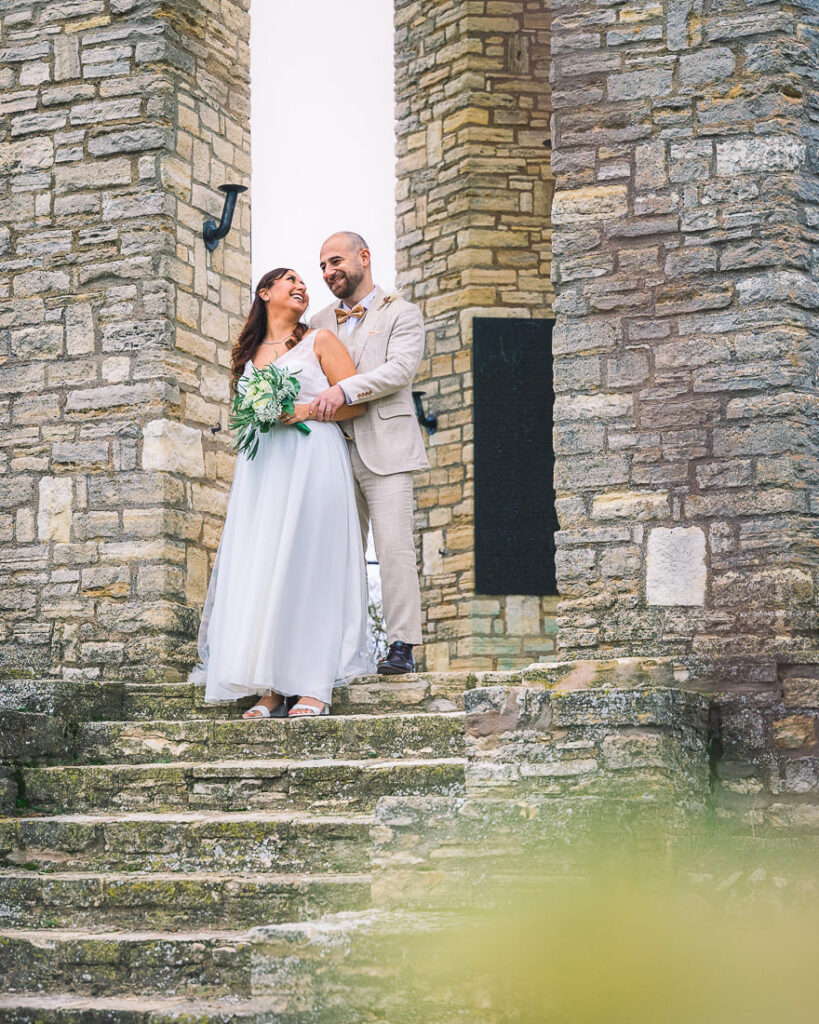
<box><xmin>550</xmin><ymin>0</ymin><xmax>818</xmax><ymax>667</ymax></box>
<box><xmin>395</xmin><ymin>0</ymin><xmax>556</xmax><ymax>671</ymax></box>
<box><xmin>0</xmin><ymin>0</ymin><xmax>250</xmax><ymax>680</ymax></box>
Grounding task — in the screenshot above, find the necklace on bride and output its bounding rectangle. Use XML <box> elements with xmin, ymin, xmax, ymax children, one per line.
<box><xmin>260</xmin><ymin>334</ymin><xmax>292</xmax><ymax>347</ymax></box>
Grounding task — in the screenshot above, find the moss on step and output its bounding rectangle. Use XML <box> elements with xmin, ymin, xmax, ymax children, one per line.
<box><xmin>0</xmin><ymin>871</ymin><xmax>371</xmax><ymax>931</ymax></box>
<box><xmin>0</xmin><ymin>994</ymin><xmax>283</xmax><ymax>1024</ymax></box>
<box><xmin>19</xmin><ymin>759</ymin><xmax>467</xmax><ymax>814</ymax></box>
<box><xmin>0</xmin><ymin>812</ymin><xmax>372</xmax><ymax>875</ymax></box>
<box><xmin>0</xmin><ymin>932</ymin><xmax>254</xmax><ymax>999</ymax></box>
<box><xmin>70</xmin><ymin>713</ymin><xmax>465</xmax><ymax>766</ymax></box>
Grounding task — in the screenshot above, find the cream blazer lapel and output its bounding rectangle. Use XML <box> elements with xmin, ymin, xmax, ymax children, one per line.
<box><xmin>344</xmin><ymin>285</ymin><xmax>388</xmax><ymax>361</ymax></box>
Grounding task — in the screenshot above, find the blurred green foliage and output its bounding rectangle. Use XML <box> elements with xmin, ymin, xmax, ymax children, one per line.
<box><xmin>377</xmin><ymin>833</ymin><xmax>819</xmax><ymax>1024</ymax></box>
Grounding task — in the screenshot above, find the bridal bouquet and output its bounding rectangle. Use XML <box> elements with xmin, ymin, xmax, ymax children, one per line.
<box><xmin>231</xmin><ymin>363</ymin><xmax>310</xmax><ymax>459</ymax></box>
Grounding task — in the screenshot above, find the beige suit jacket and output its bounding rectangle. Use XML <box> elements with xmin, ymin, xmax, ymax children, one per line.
<box><xmin>309</xmin><ymin>286</ymin><xmax>430</xmax><ymax>476</ymax></box>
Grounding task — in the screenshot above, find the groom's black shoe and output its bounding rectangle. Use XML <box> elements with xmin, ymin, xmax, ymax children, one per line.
<box><xmin>377</xmin><ymin>642</ymin><xmax>415</xmax><ymax>675</ymax></box>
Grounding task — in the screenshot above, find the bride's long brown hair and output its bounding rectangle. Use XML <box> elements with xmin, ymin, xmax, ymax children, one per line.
<box><xmin>230</xmin><ymin>268</ymin><xmax>310</xmax><ymax>389</ymax></box>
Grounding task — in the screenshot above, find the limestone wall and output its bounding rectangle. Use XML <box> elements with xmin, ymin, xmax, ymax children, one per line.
<box><xmin>395</xmin><ymin>0</ymin><xmax>556</xmax><ymax>672</ymax></box>
<box><xmin>0</xmin><ymin>0</ymin><xmax>251</xmax><ymax>680</ymax></box>
<box><xmin>549</xmin><ymin>0</ymin><xmax>818</xmax><ymax>666</ymax></box>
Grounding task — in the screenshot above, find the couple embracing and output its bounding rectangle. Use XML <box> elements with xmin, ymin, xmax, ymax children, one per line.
<box><xmin>190</xmin><ymin>232</ymin><xmax>428</xmax><ymax>718</ymax></box>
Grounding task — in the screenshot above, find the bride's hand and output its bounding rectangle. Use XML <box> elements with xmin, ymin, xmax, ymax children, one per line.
<box><xmin>279</xmin><ymin>403</ymin><xmax>312</xmax><ymax>425</ymax></box>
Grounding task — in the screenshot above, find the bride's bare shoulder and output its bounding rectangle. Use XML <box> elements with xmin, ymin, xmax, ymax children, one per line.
<box><xmin>314</xmin><ymin>328</ymin><xmax>344</xmax><ymax>349</ymax></box>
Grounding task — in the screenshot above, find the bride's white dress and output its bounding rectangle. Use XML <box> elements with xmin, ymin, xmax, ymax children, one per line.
<box><xmin>190</xmin><ymin>329</ymin><xmax>373</xmax><ymax>704</ymax></box>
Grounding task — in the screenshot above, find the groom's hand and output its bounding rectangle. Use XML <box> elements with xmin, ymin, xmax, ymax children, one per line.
<box><xmin>310</xmin><ymin>384</ymin><xmax>346</xmax><ymax>422</ymax></box>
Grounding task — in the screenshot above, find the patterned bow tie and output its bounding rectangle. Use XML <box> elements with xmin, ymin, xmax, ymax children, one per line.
<box><xmin>335</xmin><ymin>304</ymin><xmax>366</xmax><ymax>325</ymax></box>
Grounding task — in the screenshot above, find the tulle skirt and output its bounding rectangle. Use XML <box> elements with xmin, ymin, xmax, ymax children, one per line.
<box><xmin>189</xmin><ymin>421</ymin><xmax>373</xmax><ymax>704</ymax></box>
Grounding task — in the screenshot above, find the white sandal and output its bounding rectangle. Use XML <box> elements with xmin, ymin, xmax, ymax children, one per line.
<box><xmin>242</xmin><ymin>698</ymin><xmax>287</xmax><ymax>719</ymax></box>
<box><xmin>288</xmin><ymin>701</ymin><xmax>329</xmax><ymax>717</ymax></box>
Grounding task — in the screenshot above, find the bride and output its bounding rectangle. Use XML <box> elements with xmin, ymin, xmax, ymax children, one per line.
<box><xmin>189</xmin><ymin>267</ymin><xmax>374</xmax><ymax>717</ymax></box>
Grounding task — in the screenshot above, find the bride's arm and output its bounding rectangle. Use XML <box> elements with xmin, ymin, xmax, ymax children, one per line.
<box><xmin>280</xmin><ymin>332</ymin><xmax>365</xmax><ymax>424</ymax></box>
<box><xmin>313</xmin><ymin>330</ymin><xmax>366</xmax><ymax>422</ymax></box>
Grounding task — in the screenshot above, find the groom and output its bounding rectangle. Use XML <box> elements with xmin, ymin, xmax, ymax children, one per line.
<box><xmin>309</xmin><ymin>231</ymin><xmax>428</xmax><ymax>674</ymax></box>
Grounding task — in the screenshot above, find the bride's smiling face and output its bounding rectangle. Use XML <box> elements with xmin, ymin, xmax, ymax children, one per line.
<box><xmin>261</xmin><ymin>271</ymin><xmax>308</xmax><ymax>316</ymax></box>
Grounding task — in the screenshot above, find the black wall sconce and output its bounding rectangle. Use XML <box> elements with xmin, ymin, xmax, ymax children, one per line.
<box><xmin>412</xmin><ymin>390</ymin><xmax>437</xmax><ymax>434</ymax></box>
<box><xmin>203</xmin><ymin>184</ymin><xmax>247</xmax><ymax>251</ymax></box>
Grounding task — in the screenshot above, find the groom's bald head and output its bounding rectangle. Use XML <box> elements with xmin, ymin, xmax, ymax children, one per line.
<box><xmin>323</xmin><ymin>231</ymin><xmax>369</xmax><ymax>256</ymax></box>
<box><xmin>320</xmin><ymin>231</ymin><xmax>374</xmax><ymax>302</ymax></box>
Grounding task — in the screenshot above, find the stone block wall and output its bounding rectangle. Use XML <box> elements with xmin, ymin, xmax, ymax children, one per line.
<box><xmin>395</xmin><ymin>0</ymin><xmax>557</xmax><ymax>672</ymax></box>
<box><xmin>549</xmin><ymin>0</ymin><xmax>818</xmax><ymax>665</ymax></box>
<box><xmin>463</xmin><ymin>683</ymin><xmax>709</xmax><ymax>814</ymax></box>
<box><xmin>0</xmin><ymin>0</ymin><xmax>250</xmax><ymax>680</ymax></box>
<box><xmin>711</xmin><ymin>653</ymin><xmax>819</xmax><ymax>834</ymax></box>
<box><xmin>371</xmin><ymin>682</ymin><xmax>711</xmax><ymax>908</ymax></box>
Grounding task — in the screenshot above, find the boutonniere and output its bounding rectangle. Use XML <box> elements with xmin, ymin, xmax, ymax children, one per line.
<box><xmin>377</xmin><ymin>293</ymin><xmax>401</xmax><ymax>310</ymax></box>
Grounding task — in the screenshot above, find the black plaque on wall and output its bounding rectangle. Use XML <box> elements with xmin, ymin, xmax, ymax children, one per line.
<box><xmin>473</xmin><ymin>317</ymin><xmax>558</xmax><ymax>595</ymax></box>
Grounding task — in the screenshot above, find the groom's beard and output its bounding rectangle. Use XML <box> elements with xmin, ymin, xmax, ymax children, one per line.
<box><xmin>328</xmin><ymin>269</ymin><xmax>364</xmax><ymax>301</ymax></box>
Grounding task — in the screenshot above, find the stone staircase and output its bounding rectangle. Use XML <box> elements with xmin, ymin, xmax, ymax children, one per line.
<box><xmin>0</xmin><ymin>674</ymin><xmax>469</xmax><ymax>1023</ymax></box>
<box><xmin>0</xmin><ymin>660</ymin><xmax>717</xmax><ymax>1022</ymax></box>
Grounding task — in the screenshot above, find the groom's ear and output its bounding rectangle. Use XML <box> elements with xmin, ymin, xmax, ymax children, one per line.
<box><xmin>360</xmin><ymin>248</ymin><xmax>371</xmax><ymax>268</ymax></box>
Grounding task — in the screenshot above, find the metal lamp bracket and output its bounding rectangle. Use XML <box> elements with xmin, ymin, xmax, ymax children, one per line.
<box><xmin>203</xmin><ymin>184</ymin><xmax>247</xmax><ymax>251</ymax></box>
<box><xmin>412</xmin><ymin>391</ymin><xmax>437</xmax><ymax>434</ymax></box>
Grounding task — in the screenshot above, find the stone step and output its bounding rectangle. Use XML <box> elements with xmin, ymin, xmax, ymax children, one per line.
<box><xmin>0</xmin><ymin>674</ymin><xmax>471</xmax><ymax>721</ymax></box>
<box><xmin>0</xmin><ymin>929</ymin><xmax>253</xmax><ymax>998</ymax></box>
<box><xmin>0</xmin><ymin>994</ymin><xmax>282</xmax><ymax>1024</ymax></box>
<box><xmin>70</xmin><ymin>712</ymin><xmax>465</xmax><ymax>765</ymax></box>
<box><xmin>0</xmin><ymin>660</ymin><xmax>684</xmax><ymax>723</ymax></box>
<box><xmin>0</xmin><ymin>681</ymin><xmax>120</xmax><ymax>720</ymax></box>
<box><xmin>0</xmin><ymin>916</ymin><xmax>470</xmax><ymax>1016</ymax></box>
<box><xmin>0</xmin><ymin>810</ymin><xmax>372</xmax><ymax>875</ymax></box>
<box><xmin>0</xmin><ymin>869</ymin><xmax>371</xmax><ymax>931</ymax></box>
<box><xmin>123</xmin><ymin>676</ymin><xmax>467</xmax><ymax>720</ymax></box>
<box><xmin>251</xmin><ymin>908</ymin><xmax>467</xmax><ymax>1021</ymax></box>
<box><xmin>19</xmin><ymin>758</ymin><xmax>467</xmax><ymax>814</ymax></box>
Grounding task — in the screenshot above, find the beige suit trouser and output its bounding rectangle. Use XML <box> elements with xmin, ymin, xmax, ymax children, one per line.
<box><xmin>348</xmin><ymin>442</ymin><xmax>423</xmax><ymax>646</ymax></box>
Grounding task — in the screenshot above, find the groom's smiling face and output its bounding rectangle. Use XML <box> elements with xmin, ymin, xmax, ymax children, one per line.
<box><xmin>320</xmin><ymin>238</ymin><xmax>368</xmax><ymax>300</ymax></box>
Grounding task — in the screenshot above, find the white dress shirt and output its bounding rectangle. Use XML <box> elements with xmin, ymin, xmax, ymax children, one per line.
<box><xmin>340</xmin><ymin>286</ymin><xmax>378</xmax><ymax>335</ymax></box>
<box><xmin>339</xmin><ymin>287</ymin><xmax>378</xmax><ymax>402</ymax></box>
